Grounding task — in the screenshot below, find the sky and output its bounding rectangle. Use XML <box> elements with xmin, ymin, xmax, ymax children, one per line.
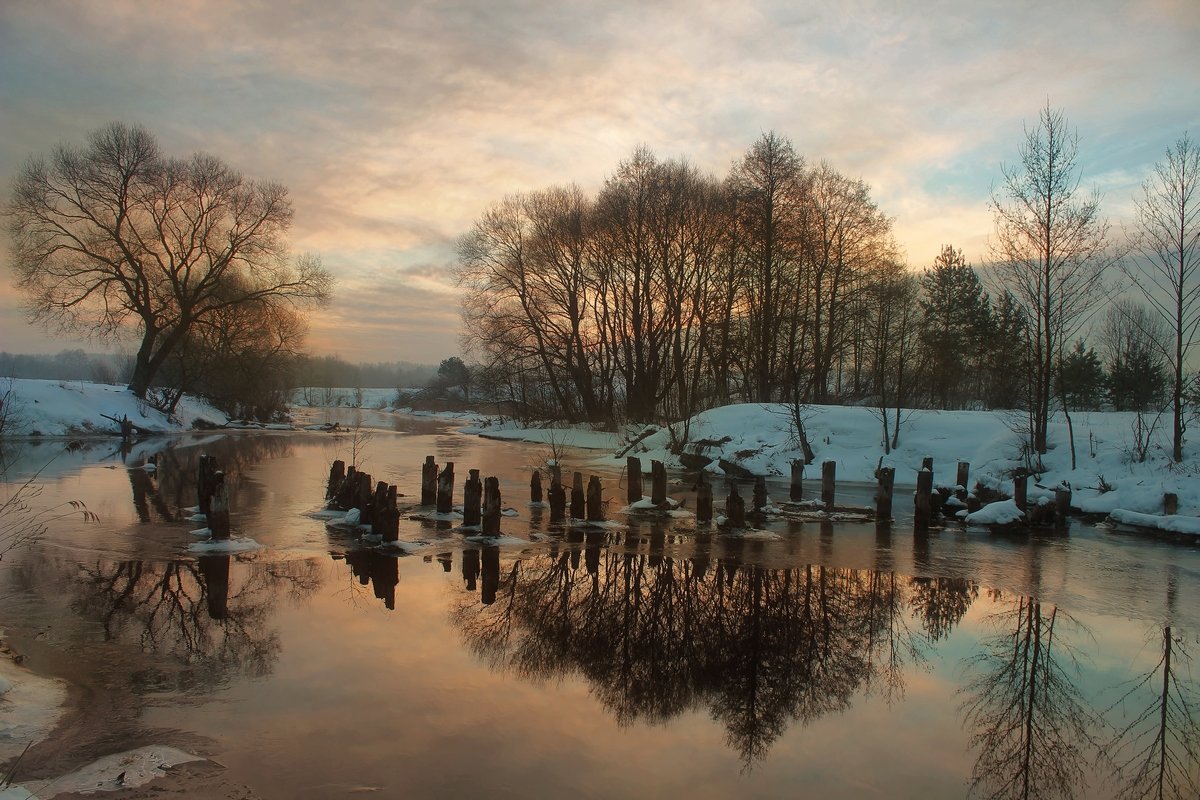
<box><xmin>1</xmin><ymin>0</ymin><xmax>1198</xmax><ymax>364</ymax></box>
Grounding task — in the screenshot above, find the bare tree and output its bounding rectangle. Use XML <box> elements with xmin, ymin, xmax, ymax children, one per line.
<box><xmin>1125</xmin><ymin>133</ymin><xmax>1200</xmax><ymax>462</ymax></box>
<box><xmin>990</xmin><ymin>104</ymin><xmax>1115</xmax><ymax>454</ymax></box>
<box><xmin>5</xmin><ymin>122</ymin><xmax>332</xmax><ymax>399</ymax></box>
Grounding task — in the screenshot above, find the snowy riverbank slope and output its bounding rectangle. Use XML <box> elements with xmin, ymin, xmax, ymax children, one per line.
<box><xmin>1</xmin><ymin>378</ymin><xmax>228</xmax><ymax>437</ymax></box>
<box><xmin>609</xmin><ymin>403</ymin><xmax>1199</xmax><ymax>516</ymax></box>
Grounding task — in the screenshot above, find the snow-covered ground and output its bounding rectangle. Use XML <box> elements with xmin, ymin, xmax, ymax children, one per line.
<box><xmin>461</xmin><ymin>403</ymin><xmax>1199</xmax><ymax>518</ymax></box>
<box><xmin>1</xmin><ymin>379</ymin><xmax>227</xmax><ymax>437</ymax></box>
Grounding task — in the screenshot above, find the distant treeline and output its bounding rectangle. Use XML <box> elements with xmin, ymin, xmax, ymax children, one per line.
<box><xmin>1</xmin><ymin>350</ymin><xmax>437</xmax><ymax>392</ymax></box>
<box><xmin>292</xmin><ymin>355</ymin><xmax>437</xmax><ymax>389</ymax></box>
<box><xmin>0</xmin><ymin>350</ymin><xmax>130</xmax><ymax>383</ymax></box>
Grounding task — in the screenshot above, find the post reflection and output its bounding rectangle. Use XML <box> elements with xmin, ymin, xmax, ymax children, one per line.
<box><xmin>450</xmin><ymin>547</ymin><xmax>979</xmax><ymax>767</ymax></box>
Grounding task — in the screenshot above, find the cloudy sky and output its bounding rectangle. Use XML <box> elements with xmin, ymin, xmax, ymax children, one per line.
<box><xmin>1</xmin><ymin>0</ymin><xmax>1197</xmax><ymax>363</ymax></box>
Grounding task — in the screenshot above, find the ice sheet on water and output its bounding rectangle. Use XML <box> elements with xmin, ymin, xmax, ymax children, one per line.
<box><xmin>189</xmin><ymin>537</ymin><xmax>261</xmax><ymax>553</ymax></box>
<box><xmin>16</xmin><ymin>745</ymin><xmax>204</xmax><ymax>797</ymax></box>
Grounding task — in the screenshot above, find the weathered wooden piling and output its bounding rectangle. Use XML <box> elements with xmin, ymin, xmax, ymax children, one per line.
<box><xmin>1164</xmin><ymin>492</ymin><xmax>1178</xmax><ymax>515</ymax></box>
<box><xmin>332</xmin><ymin>465</ymin><xmax>357</xmax><ymax>510</ymax></box>
<box><xmin>548</xmin><ymin>475</ymin><xmax>566</xmax><ymax>523</ymax></box>
<box><xmin>436</xmin><ymin>462</ymin><xmax>455</xmax><ymax>514</ymax></box>
<box><xmin>955</xmin><ymin>462</ymin><xmax>970</xmax><ymax>501</ymax></box>
<box><xmin>463</xmin><ymin>469</ymin><xmax>483</xmax><ymax>527</ymax></box>
<box><xmin>752</xmin><ymin>476</ymin><xmax>768</xmax><ymax>515</ymax></box>
<box><xmin>821</xmin><ymin>461</ymin><xmax>836</xmax><ymax>513</ymax></box>
<box><xmin>482</xmin><ymin>476</ymin><xmax>501</xmax><ymax>535</ymax></box>
<box><xmin>586</xmin><ymin>475</ymin><xmax>604</xmax><ymax>522</ymax></box>
<box><xmin>380</xmin><ymin>485</ymin><xmax>400</xmax><ymax>543</ymax></box>
<box><xmin>790</xmin><ymin>458</ymin><xmax>804</xmax><ymax>501</ymax></box>
<box><xmin>696</xmin><ymin>475</ymin><xmax>713</xmax><ymax>523</ymax></box>
<box><xmin>726</xmin><ymin>482</ymin><xmax>746</xmax><ymax>527</ymax></box>
<box><xmin>570</xmin><ymin>472</ymin><xmax>585</xmax><ymax>519</ymax></box>
<box><xmin>209</xmin><ymin>472</ymin><xmax>231</xmax><ymax>540</ymax></box>
<box><xmin>421</xmin><ymin>455</ymin><xmax>438</xmax><ymax>506</ymax></box>
<box><xmin>356</xmin><ymin>472</ymin><xmax>375</xmax><ymax>527</ymax></box>
<box><xmin>530</xmin><ymin>469</ymin><xmax>543</xmax><ymax>503</ymax></box>
<box><xmin>326</xmin><ymin>459</ymin><xmax>346</xmax><ymax>501</ymax></box>
<box><xmin>1013</xmin><ymin>471</ymin><xmax>1028</xmax><ymax>513</ymax></box>
<box><xmin>651</xmin><ymin>460</ymin><xmax>667</xmax><ymax>506</ymax></box>
<box><xmin>197</xmin><ymin>454</ymin><xmax>220</xmax><ymax>518</ymax></box>
<box><xmin>914</xmin><ymin>468</ymin><xmax>933</xmax><ymax>530</ymax></box>
<box><xmin>1054</xmin><ymin>485</ymin><xmax>1072</xmax><ymax>528</ymax></box>
<box><xmin>627</xmin><ymin>457</ymin><xmax>643</xmax><ymax>504</ymax></box>
<box><xmin>549</xmin><ymin>464</ymin><xmax>562</xmax><ymax>487</ymax></box>
<box><xmin>372</xmin><ymin>480</ymin><xmax>388</xmax><ymax>525</ymax></box>
<box><xmin>876</xmin><ymin>466</ymin><xmax>895</xmax><ymax>521</ymax></box>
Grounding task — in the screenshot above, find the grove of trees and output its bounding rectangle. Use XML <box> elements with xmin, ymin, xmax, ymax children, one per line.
<box><xmin>4</xmin><ymin>122</ymin><xmax>333</xmax><ymax>418</ymax></box>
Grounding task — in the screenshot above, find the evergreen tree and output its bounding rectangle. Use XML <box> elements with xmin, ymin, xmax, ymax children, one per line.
<box><xmin>984</xmin><ymin>291</ymin><xmax>1030</xmax><ymax>409</ymax></box>
<box><xmin>918</xmin><ymin>246</ymin><xmax>993</xmax><ymax>408</ymax></box>
<box><xmin>1057</xmin><ymin>340</ymin><xmax>1105</xmax><ymax>411</ymax></box>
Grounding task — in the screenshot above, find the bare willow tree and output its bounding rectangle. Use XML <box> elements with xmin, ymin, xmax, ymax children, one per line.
<box><xmin>990</xmin><ymin>104</ymin><xmax>1114</xmax><ymax>456</ymax></box>
<box><xmin>1125</xmin><ymin>133</ymin><xmax>1200</xmax><ymax>462</ymax></box>
<box><xmin>5</xmin><ymin>122</ymin><xmax>332</xmax><ymax>399</ymax></box>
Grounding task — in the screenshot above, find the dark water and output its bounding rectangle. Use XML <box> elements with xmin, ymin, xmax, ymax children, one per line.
<box><xmin>1</xmin><ymin>412</ymin><xmax>1198</xmax><ymax>799</ymax></box>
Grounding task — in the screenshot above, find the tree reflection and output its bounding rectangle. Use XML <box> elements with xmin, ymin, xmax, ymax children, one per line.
<box><xmin>1103</xmin><ymin>625</ymin><xmax>1200</xmax><ymax>800</ymax></box>
<box><xmin>959</xmin><ymin>593</ymin><xmax>1098</xmax><ymax>800</ymax></box>
<box><xmin>71</xmin><ymin>554</ymin><xmax>321</xmax><ymax>690</ymax></box>
<box><xmin>451</xmin><ymin>546</ymin><xmax>978</xmax><ymax>767</ymax></box>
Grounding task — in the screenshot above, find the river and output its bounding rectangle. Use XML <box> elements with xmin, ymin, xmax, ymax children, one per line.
<box><xmin>1</xmin><ymin>410</ymin><xmax>1198</xmax><ymax>799</ymax></box>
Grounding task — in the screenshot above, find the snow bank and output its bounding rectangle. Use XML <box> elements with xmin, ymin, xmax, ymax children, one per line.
<box><xmin>1107</xmin><ymin>508</ymin><xmax>1200</xmax><ymax>536</ymax></box>
<box><xmin>14</xmin><ymin>745</ymin><xmax>204</xmax><ymax>797</ymax></box>
<box><xmin>457</xmin><ymin>419</ymin><xmax>620</xmax><ymax>451</ymax></box>
<box><xmin>965</xmin><ymin>499</ymin><xmax>1025</xmax><ymax>526</ymax></box>
<box><xmin>564</xmin><ymin>402</ymin><xmax>1200</xmax><ymax>516</ymax></box>
<box><xmin>2</xmin><ymin>378</ymin><xmax>227</xmax><ymax>437</ymax></box>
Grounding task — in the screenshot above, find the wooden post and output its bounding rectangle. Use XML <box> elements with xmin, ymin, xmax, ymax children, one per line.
<box><xmin>436</xmin><ymin>462</ymin><xmax>455</xmax><ymax>514</ymax></box>
<box><xmin>821</xmin><ymin>461</ymin><xmax>836</xmax><ymax>513</ymax></box>
<box><xmin>463</xmin><ymin>469</ymin><xmax>483</xmax><ymax>527</ymax></box>
<box><xmin>197</xmin><ymin>454</ymin><xmax>220</xmax><ymax>518</ymax></box>
<box><xmin>752</xmin><ymin>476</ymin><xmax>768</xmax><ymax>515</ymax></box>
<box><xmin>548</xmin><ymin>474</ymin><xmax>566</xmax><ymax>523</ymax></box>
<box><xmin>421</xmin><ymin>455</ymin><xmax>437</xmax><ymax>506</ymax></box>
<box><xmin>326</xmin><ymin>459</ymin><xmax>346</xmax><ymax>501</ymax></box>
<box><xmin>1055</xmin><ymin>485</ymin><xmax>1072</xmax><ymax>528</ymax></box>
<box><xmin>876</xmin><ymin>466</ymin><xmax>895</xmax><ymax>521</ymax></box>
<box><xmin>1013</xmin><ymin>471</ymin><xmax>1028</xmax><ymax>512</ymax></box>
<box><xmin>915</xmin><ymin>468</ymin><xmax>933</xmax><ymax>530</ymax></box>
<box><xmin>651</xmin><ymin>460</ymin><xmax>667</xmax><ymax>506</ymax></box>
<box><xmin>482</xmin><ymin>477</ymin><xmax>501</xmax><ymax>535</ymax></box>
<box><xmin>790</xmin><ymin>458</ymin><xmax>804</xmax><ymax>502</ymax></box>
<box><xmin>570</xmin><ymin>471</ymin><xmax>585</xmax><ymax>519</ymax></box>
<box><xmin>1164</xmin><ymin>492</ymin><xmax>1178</xmax><ymax>515</ymax></box>
<box><xmin>627</xmin><ymin>457</ymin><xmax>643</xmax><ymax>504</ymax></box>
<box><xmin>586</xmin><ymin>475</ymin><xmax>603</xmax><ymax>522</ymax></box>
<box><xmin>372</xmin><ymin>480</ymin><xmax>388</xmax><ymax>531</ymax></box>
<box><xmin>530</xmin><ymin>469</ymin><xmax>543</xmax><ymax>503</ymax></box>
<box><xmin>549</xmin><ymin>464</ymin><xmax>562</xmax><ymax>487</ymax></box>
<box><xmin>955</xmin><ymin>461</ymin><xmax>970</xmax><ymax>501</ymax></box>
<box><xmin>209</xmin><ymin>472</ymin><xmax>231</xmax><ymax>540</ymax></box>
<box><xmin>696</xmin><ymin>474</ymin><xmax>713</xmax><ymax>523</ymax></box>
<box><xmin>725</xmin><ymin>482</ymin><xmax>746</xmax><ymax>527</ymax></box>
<box><xmin>381</xmin><ymin>485</ymin><xmax>399</xmax><ymax>543</ymax></box>
<box><xmin>356</xmin><ymin>472</ymin><xmax>375</xmax><ymax>528</ymax></box>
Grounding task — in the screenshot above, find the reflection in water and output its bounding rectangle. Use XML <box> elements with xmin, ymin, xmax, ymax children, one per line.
<box><xmin>69</xmin><ymin>554</ymin><xmax>321</xmax><ymax>690</ymax></box>
<box><xmin>960</xmin><ymin>594</ymin><xmax>1096</xmax><ymax>800</ymax></box>
<box><xmin>343</xmin><ymin>549</ymin><xmax>400</xmax><ymax>610</ymax></box>
<box><xmin>1104</xmin><ymin>625</ymin><xmax>1200</xmax><ymax>800</ymax></box>
<box><xmin>450</xmin><ymin>544</ymin><xmax>978</xmax><ymax>767</ymax></box>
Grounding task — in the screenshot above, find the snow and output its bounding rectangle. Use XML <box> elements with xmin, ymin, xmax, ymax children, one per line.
<box><xmin>188</xmin><ymin>537</ymin><xmax>262</xmax><ymax>553</ymax></box>
<box><xmin>457</xmin><ymin>419</ymin><xmax>621</xmax><ymax>451</ymax></box>
<box><xmin>1107</xmin><ymin>508</ymin><xmax>1200</xmax><ymax>536</ymax></box>
<box><xmin>0</xmin><ymin>657</ymin><xmax>67</xmax><ymax>765</ymax></box>
<box><xmin>2</xmin><ymin>378</ymin><xmax>227</xmax><ymax>437</ymax></box>
<box><xmin>11</xmin><ymin>745</ymin><xmax>203</xmax><ymax>797</ymax></box>
<box><xmin>965</xmin><ymin>499</ymin><xmax>1025</xmax><ymax>526</ymax></box>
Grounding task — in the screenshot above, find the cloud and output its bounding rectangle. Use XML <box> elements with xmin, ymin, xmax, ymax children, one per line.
<box><xmin>2</xmin><ymin>0</ymin><xmax>1198</xmax><ymax>361</ymax></box>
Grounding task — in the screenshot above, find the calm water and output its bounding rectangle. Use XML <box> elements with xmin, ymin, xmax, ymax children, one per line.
<box><xmin>1</xmin><ymin>411</ymin><xmax>1198</xmax><ymax>799</ymax></box>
